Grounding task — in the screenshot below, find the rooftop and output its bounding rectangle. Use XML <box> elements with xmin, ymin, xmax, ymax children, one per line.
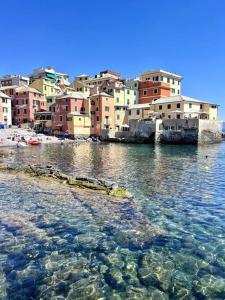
<box><xmin>57</xmin><ymin>92</ymin><xmax>87</xmax><ymax>100</ymax></box>
<box><xmin>128</xmin><ymin>103</ymin><xmax>151</xmax><ymax>110</ymax></box>
<box><xmin>141</xmin><ymin>69</ymin><xmax>182</xmax><ymax>79</ymax></box>
<box><xmin>153</xmin><ymin>95</ymin><xmax>218</xmax><ymax>106</ymax></box>
<box><xmin>15</xmin><ymin>85</ymin><xmax>44</xmax><ymax>94</ymax></box>
<box><xmin>0</xmin><ymin>91</ymin><xmax>11</xmax><ymax>98</ymax></box>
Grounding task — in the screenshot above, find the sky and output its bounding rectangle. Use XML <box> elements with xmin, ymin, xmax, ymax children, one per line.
<box><xmin>0</xmin><ymin>0</ymin><xmax>225</xmax><ymax>119</ymax></box>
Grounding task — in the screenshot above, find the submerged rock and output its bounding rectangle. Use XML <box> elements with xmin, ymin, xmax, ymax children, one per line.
<box><xmin>0</xmin><ymin>164</ymin><xmax>130</xmax><ymax>197</ymax></box>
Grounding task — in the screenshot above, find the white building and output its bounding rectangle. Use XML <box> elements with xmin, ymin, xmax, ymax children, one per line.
<box><xmin>0</xmin><ymin>91</ymin><xmax>12</xmax><ymax>126</ymax></box>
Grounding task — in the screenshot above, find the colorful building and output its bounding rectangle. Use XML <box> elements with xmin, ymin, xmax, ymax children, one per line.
<box><xmin>13</xmin><ymin>86</ymin><xmax>46</xmax><ymax>125</ymax></box>
<box><xmin>90</xmin><ymin>92</ymin><xmax>115</xmax><ymax>136</ymax></box>
<box><xmin>127</xmin><ymin>103</ymin><xmax>152</xmax><ymax>122</ymax></box>
<box><xmin>51</xmin><ymin>93</ymin><xmax>89</xmax><ymax>134</ymax></box>
<box><xmin>67</xmin><ymin>113</ymin><xmax>91</xmax><ymax>137</ymax></box>
<box><xmin>0</xmin><ymin>91</ymin><xmax>12</xmax><ymax>126</ymax></box>
<box><xmin>149</xmin><ymin>95</ymin><xmax>219</xmax><ymax>120</ymax></box>
<box><xmin>82</xmin><ymin>70</ymin><xmax>120</xmax><ymax>87</ymax></box>
<box><xmin>100</xmin><ymin>79</ymin><xmax>137</xmax><ymax>130</ymax></box>
<box><xmin>139</xmin><ymin>70</ymin><xmax>182</xmax><ymax>104</ymax></box>
<box><xmin>30</xmin><ymin>78</ymin><xmax>62</xmax><ymax>98</ymax></box>
<box><xmin>0</xmin><ymin>75</ymin><xmax>29</xmax><ymax>87</ymax></box>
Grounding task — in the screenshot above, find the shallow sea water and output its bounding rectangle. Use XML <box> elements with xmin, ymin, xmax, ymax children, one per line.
<box><xmin>0</xmin><ymin>142</ymin><xmax>225</xmax><ymax>299</ymax></box>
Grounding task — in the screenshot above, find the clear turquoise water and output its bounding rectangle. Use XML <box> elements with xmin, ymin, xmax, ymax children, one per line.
<box><xmin>0</xmin><ymin>142</ymin><xmax>225</xmax><ymax>299</ymax></box>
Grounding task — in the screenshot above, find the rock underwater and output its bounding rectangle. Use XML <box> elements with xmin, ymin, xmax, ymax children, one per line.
<box><xmin>0</xmin><ymin>164</ymin><xmax>166</xmax><ymax>249</ymax></box>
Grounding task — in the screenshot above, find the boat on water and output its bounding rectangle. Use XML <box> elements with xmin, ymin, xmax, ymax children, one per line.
<box><xmin>28</xmin><ymin>139</ymin><xmax>41</xmax><ymax>145</ymax></box>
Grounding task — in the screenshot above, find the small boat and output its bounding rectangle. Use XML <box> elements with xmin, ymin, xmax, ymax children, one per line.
<box><xmin>28</xmin><ymin>139</ymin><xmax>41</xmax><ymax>145</ymax></box>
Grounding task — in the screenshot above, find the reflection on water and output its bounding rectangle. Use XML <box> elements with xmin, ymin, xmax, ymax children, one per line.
<box><xmin>0</xmin><ymin>142</ymin><xmax>225</xmax><ymax>299</ymax></box>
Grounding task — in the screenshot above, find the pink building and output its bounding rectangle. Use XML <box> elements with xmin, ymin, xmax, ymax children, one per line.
<box><xmin>0</xmin><ymin>85</ymin><xmax>46</xmax><ymax>125</ymax></box>
<box><xmin>51</xmin><ymin>92</ymin><xmax>89</xmax><ymax>134</ymax></box>
<box><xmin>13</xmin><ymin>86</ymin><xmax>46</xmax><ymax>124</ymax></box>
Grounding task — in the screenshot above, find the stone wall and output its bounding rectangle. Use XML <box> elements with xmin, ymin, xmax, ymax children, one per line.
<box><xmin>198</xmin><ymin>120</ymin><xmax>223</xmax><ymax>144</ymax></box>
<box><xmin>101</xmin><ymin>119</ymin><xmax>223</xmax><ymax>144</ymax></box>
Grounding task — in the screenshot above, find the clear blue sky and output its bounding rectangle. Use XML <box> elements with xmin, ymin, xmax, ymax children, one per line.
<box><xmin>0</xmin><ymin>0</ymin><xmax>225</xmax><ymax>119</ymax></box>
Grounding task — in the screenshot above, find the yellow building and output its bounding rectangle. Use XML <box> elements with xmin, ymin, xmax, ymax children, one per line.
<box><xmin>150</xmin><ymin>95</ymin><xmax>219</xmax><ymax>120</ymax></box>
<box><xmin>34</xmin><ymin>112</ymin><xmax>52</xmax><ymax>133</ymax></box>
<box><xmin>70</xmin><ymin>81</ymin><xmax>92</xmax><ymax>98</ymax></box>
<box><xmin>127</xmin><ymin>103</ymin><xmax>152</xmax><ymax>122</ymax></box>
<box><xmin>30</xmin><ymin>78</ymin><xmax>61</xmax><ymax>98</ymax></box>
<box><xmin>67</xmin><ymin>113</ymin><xmax>91</xmax><ymax>137</ymax></box>
<box><xmin>101</xmin><ymin>80</ymin><xmax>137</xmax><ymax>130</ymax></box>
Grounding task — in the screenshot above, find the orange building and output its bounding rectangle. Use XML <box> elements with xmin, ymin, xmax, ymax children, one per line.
<box><xmin>90</xmin><ymin>92</ymin><xmax>115</xmax><ymax>136</ymax></box>
<box><xmin>139</xmin><ymin>81</ymin><xmax>171</xmax><ymax>104</ymax></box>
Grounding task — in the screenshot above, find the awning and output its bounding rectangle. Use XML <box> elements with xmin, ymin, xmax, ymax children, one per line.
<box><xmin>46</xmin><ymin>73</ymin><xmax>57</xmax><ymax>80</ymax></box>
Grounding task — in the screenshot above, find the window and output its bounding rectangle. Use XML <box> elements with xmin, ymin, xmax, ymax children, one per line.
<box><xmin>117</xmin><ymin>115</ymin><xmax>120</xmax><ymax>120</ymax></box>
<box><xmin>3</xmin><ymin>107</ymin><xmax>8</xmax><ymax>113</ymax></box>
<box><xmin>136</xmin><ymin>109</ymin><xmax>140</xmax><ymax>115</ymax></box>
<box><xmin>128</xmin><ymin>110</ymin><xmax>131</xmax><ymax>115</ymax></box>
<box><xmin>127</xmin><ymin>90</ymin><xmax>130</xmax><ymax>94</ymax></box>
<box><xmin>153</xmin><ymin>76</ymin><xmax>158</xmax><ymax>81</ymax></box>
<box><xmin>97</xmin><ymin>116</ymin><xmax>99</xmax><ymax>121</ymax></box>
<box><xmin>177</xmin><ymin>103</ymin><xmax>180</xmax><ymax>108</ymax></box>
<box><xmin>44</xmin><ymin>86</ymin><xmax>47</xmax><ymax>91</ymax></box>
<box><xmin>200</xmin><ymin>104</ymin><xmax>203</xmax><ymax>109</ymax></box>
<box><xmin>159</xmin><ymin>105</ymin><xmax>162</xmax><ymax>110</ymax></box>
<box><xmin>91</xmin><ymin>111</ymin><xmax>95</xmax><ymax>115</ymax></box>
<box><xmin>172</xmin><ymin>79</ymin><xmax>175</xmax><ymax>84</ymax></box>
<box><xmin>134</xmin><ymin>83</ymin><xmax>137</xmax><ymax>87</ymax></box>
<box><xmin>81</xmin><ymin>107</ymin><xmax>85</xmax><ymax>112</ymax></box>
<box><xmin>177</xmin><ymin>90</ymin><xmax>180</xmax><ymax>94</ymax></box>
<box><xmin>127</xmin><ymin>99</ymin><xmax>130</xmax><ymax>105</ymax></box>
<box><xmin>105</xmin><ymin>106</ymin><xmax>109</xmax><ymax>112</ymax></box>
<box><xmin>96</xmin><ymin>107</ymin><xmax>99</xmax><ymax>111</ymax></box>
<box><xmin>65</xmin><ymin>106</ymin><xmax>69</xmax><ymax>112</ymax></box>
<box><xmin>116</xmin><ymin>97</ymin><xmax>119</xmax><ymax>103</ymax></box>
<box><xmin>167</xmin><ymin>78</ymin><xmax>170</xmax><ymax>83</ymax></box>
<box><xmin>143</xmin><ymin>90</ymin><xmax>147</xmax><ymax>95</ymax></box>
<box><xmin>160</xmin><ymin>76</ymin><xmax>163</xmax><ymax>81</ymax></box>
<box><xmin>24</xmin><ymin>109</ymin><xmax>27</xmax><ymax>114</ymax></box>
<box><xmin>211</xmin><ymin>105</ymin><xmax>217</xmax><ymax>108</ymax></box>
<box><xmin>154</xmin><ymin>89</ymin><xmax>158</xmax><ymax>94</ymax></box>
<box><xmin>189</xmin><ymin>103</ymin><xmax>192</xmax><ymax>109</ymax></box>
<box><xmin>74</xmin><ymin>106</ymin><xmax>77</xmax><ymax>112</ymax></box>
<box><xmin>91</xmin><ymin>100</ymin><xmax>95</xmax><ymax>105</ymax></box>
<box><xmin>177</xmin><ymin>114</ymin><xmax>180</xmax><ymax>119</ymax></box>
<box><xmin>60</xmin><ymin>116</ymin><xmax>63</xmax><ymax>121</ymax></box>
<box><xmin>167</xmin><ymin>104</ymin><xmax>171</xmax><ymax>109</ymax></box>
<box><xmin>23</xmin><ymin>92</ymin><xmax>26</xmax><ymax>95</ymax></box>
<box><xmin>134</xmin><ymin>91</ymin><xmax>136</xmax><ymax>95</ymax></box>
<box><xmin>171</xmin><ymin>88</ymin><xmax>175</xmax><ymax>94</ymax></box>
<box><xmin>168</xmin><ymin>115</ymin><xmax>171</xmax><ymax>119</ymax></box>
<box><xmin>17</xmin><ymin>109</ymin><xmax>20</xmax><ymax>114</ymax></box>
<box><xmin>189</xmin><ymin>114</ymin><xmax>192</xmax><ymax>118</ymax></box>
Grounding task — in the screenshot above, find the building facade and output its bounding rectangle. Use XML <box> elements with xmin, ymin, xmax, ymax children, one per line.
<box><xmin>51</xmin><ymin>93</ymin><xmax>89</xmax><ymax>133</ymax></box>
<box><xmin>139</xmin><ymin>70</ymin><xmax>182</xmax><ymax>104</ymax></box>
<box><xmin>149</xmin><ymin>95</ymin><xmax>218</xmax><ymax>120</ymax></box>
<box><xmin>0</xmin><ymin>91</ymin><xmax>12</xmax><ymax>126</ymax></box>
<box><xmin>13</xmin><ymin>86</ymin><xmax>46</xmax><ymax>125</ymax></box>
<box><xmin>0</xmin><ymin>75</ymin><xmax>29</xmax><ymax>87</ymax></box>
<box><xmin>90</xmin><ymin>92</ymin><xmax>115</xmax><ymax>136</ymax></box>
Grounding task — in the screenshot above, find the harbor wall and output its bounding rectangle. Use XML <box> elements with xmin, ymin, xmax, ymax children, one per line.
<box><xmin>101</xmin><ymin>119</ymin><xmax>223</xmax><ymax>144</ymax></box>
